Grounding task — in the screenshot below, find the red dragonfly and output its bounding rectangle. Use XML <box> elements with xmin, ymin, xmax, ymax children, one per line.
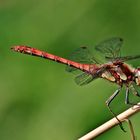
<box><xmin>11</xmin><ymin>37</ymin><xmax>140</xmax><ymax>131</ymax></box>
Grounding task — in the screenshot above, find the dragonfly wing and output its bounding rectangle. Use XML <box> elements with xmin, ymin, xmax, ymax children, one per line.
<box><xmin>95</xmin><ymin>37</ymin><xmax>123</xmax><ymax>58</ymax></box>
<box><xmin>106</xmin><ymin>55</ymin><xmax>140</xmax><ymax>62</ymax></box>
<box><xmin>75</xmin><ymin>72</ymin><xmax>94</xmax><ymax>86</ymax></box>
<box><xmin>66</xmin><ymin>46</ymin><xmax>100</xmax><ymax>73</ymax></box>
<box><xmin>119</xmin><ymin>55</ymin><xmax>140</xmax><ymax>62</ymax></box>
<box><xmin>75</xmin><ymin>66</ymin><xmax>106</xmax><ymax>86</ymax></box>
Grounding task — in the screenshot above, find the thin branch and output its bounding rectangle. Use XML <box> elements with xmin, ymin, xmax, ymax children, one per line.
<box><xmin>78</xmin><ymin>103</ymin><xmax>140</xmax><ymax>140</ymax></box>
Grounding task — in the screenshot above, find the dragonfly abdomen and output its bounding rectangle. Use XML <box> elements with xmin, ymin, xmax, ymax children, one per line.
<box><xmin>11</xmin><ymin>46</ymin><xmax>93</xmax><ymax>72</ymax></box>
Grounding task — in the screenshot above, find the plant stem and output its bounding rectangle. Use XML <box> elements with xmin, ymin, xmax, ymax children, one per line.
<box><xmin>78</xmin><ymin>103</ymin><xmax>140</xmax><ymax>140</ymax></box>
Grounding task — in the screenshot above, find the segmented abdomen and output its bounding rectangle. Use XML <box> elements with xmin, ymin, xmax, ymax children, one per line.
<box><xmin>11</xmin><ymin>46</ymin><xmax>95</xmax><ymax>72</ymax></box>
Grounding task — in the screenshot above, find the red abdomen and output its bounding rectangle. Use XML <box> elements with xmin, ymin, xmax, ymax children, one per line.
<box><xmin>11</xmin><ymin>46</ymin><xmax>99</xmax><ymax>72</ymax></box>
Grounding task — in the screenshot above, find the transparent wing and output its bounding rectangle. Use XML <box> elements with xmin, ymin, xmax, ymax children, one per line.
<box><xmin>75</xmin><ymin>72</ymin><xmax>94</xmax><ymax>86</ymax></box>
<box><xmin>95</xmin><ymin>37</ymin><xmax>123</xmax><ymax>58</ymax></box>
<box><xmin>66</xmin><ymin>46</ymin><xmax>100</xmax><ymax>73</ymax></box>
<box><xmin>106</xmin><ymin>55</ymin><xmax>140</xmax><ymax>62</ymax></box>
<box><xmin>66</xmin><ymin>46</ymin><xmax>101</xmax><ymax>85</ymax></box>
<box><xmin>74</xmin><ymin>66</ymin><xmax>107</xmax><ymax>86</ymax></box>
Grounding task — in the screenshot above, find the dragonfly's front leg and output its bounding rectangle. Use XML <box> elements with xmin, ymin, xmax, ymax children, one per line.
<box><xmin>106</xmin><ymin>87</ymin><xmax>126</xmax><ymax>132</ymax></box>
<box><xmin>106</xmin><ymin>87</ymin><xmax>121</xmax><ymax>106</ymax></box>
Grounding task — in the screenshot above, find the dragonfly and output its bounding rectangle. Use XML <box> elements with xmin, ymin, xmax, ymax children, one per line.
<box><xmin>11</xmin><ymin>37</ymin><xmax>140</xmax><ymax>131</ymax></box>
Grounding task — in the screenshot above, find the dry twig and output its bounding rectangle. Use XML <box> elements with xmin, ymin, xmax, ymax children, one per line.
<box><xmin>78</xmin><ymin>103</ymin><xmax>140</xmax><ymax>140</ymax></box>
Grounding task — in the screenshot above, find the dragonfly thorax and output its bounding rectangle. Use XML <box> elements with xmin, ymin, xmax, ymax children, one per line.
<box><xmin>101</xmin><ymin>62</ymin><xmax>136</xmax><ymax>86</ymax></box>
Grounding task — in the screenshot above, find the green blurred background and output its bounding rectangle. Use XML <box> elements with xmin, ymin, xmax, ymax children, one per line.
<box><xmin>0</xmin><ymin>0</ymin><xmax>140</xmax><ymax>140</ymax></box>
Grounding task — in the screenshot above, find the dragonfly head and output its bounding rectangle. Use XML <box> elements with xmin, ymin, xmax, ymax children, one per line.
<box><xmin>134</xmin><ymin>68</ymin><xmax>140</xmax><ymax>86</ymax></box>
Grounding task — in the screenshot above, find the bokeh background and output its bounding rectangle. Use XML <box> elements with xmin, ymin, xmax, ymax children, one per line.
<box><xmin>0</xmin><ymin>0</ymin><xmax>140</xmax><ymax>140</ymax></box>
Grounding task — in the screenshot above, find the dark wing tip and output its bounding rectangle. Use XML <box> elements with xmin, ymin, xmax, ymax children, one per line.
<box><xmin>119</xmin><ymin>38</ymin><xmax>123</xmax><ymax>42</ymax></box>
<box><xmin>108</xmin><ymin>37</ymin><xmax>123</xmax><ymax>42</ymax></box>
<box><xmin>81</xmin><ymin>46</ymin><xmax>87</xmax><ymax>49</ymax></box>
<box><xmin>11</xmin><ymin>47</ymin><xmax>14</xmax><ymax>50</ymax></box>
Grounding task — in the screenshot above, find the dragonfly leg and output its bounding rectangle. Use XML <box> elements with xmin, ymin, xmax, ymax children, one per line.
<box><xmin>131</xmin><ymin>85</ymin><xmax>140</xmax><ymax>97</ymax></box>
<box><xmin>125</xmin><ymin>87</ymin><xmax>130</xmax><ymax>105</ymax></box>
<box><xmin>125</xmin><ymin>87</ymin><xmax>139</xmax><ymax>106</ymax></box>
<box><xmin>133</xmin><ymin>91</ymin><xmax>140</xmax><ymax>97</ymax></box>
<box><xmin>106</xmin><ymin>87</ymin><xmax>121</xmax><ymax>106</ymax></box>
<box><xmin>124</xmin><ymin>119</ymin><xmax>136</xmax><ymax>140</ymax></box>
<box><xmin>106</xmin><ymin>87</ymin><xmax>126</xmax><ymax>132</ymax></box>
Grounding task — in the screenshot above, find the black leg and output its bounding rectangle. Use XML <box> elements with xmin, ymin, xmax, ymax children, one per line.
<box><xmin>131</xmin><ymin>84</ymin><xmax>140</xmax><ymax>97</ymax></box>
<box><xmin>106</xmin><ymin>87</ymin><xmax>126</xmax><ymax>132</ymax></box>
<box><xmin>124</xmin><ymin>119</ymin><xmax>136</xmax><ymax>140</ymax></box>
<box><xmin>125</xmin><ymin>86</ymin><xmax>139</xmax><ymax>105</ymax></box>
<box><xmin>106</xmin><ymin>88</ymin><xmax>121</xmax><ymax>106</ymax></box>
<box><xmin>125</xmin><ymin>87</ymin><xmax>130</xmax><ymax>104</ymax></box>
